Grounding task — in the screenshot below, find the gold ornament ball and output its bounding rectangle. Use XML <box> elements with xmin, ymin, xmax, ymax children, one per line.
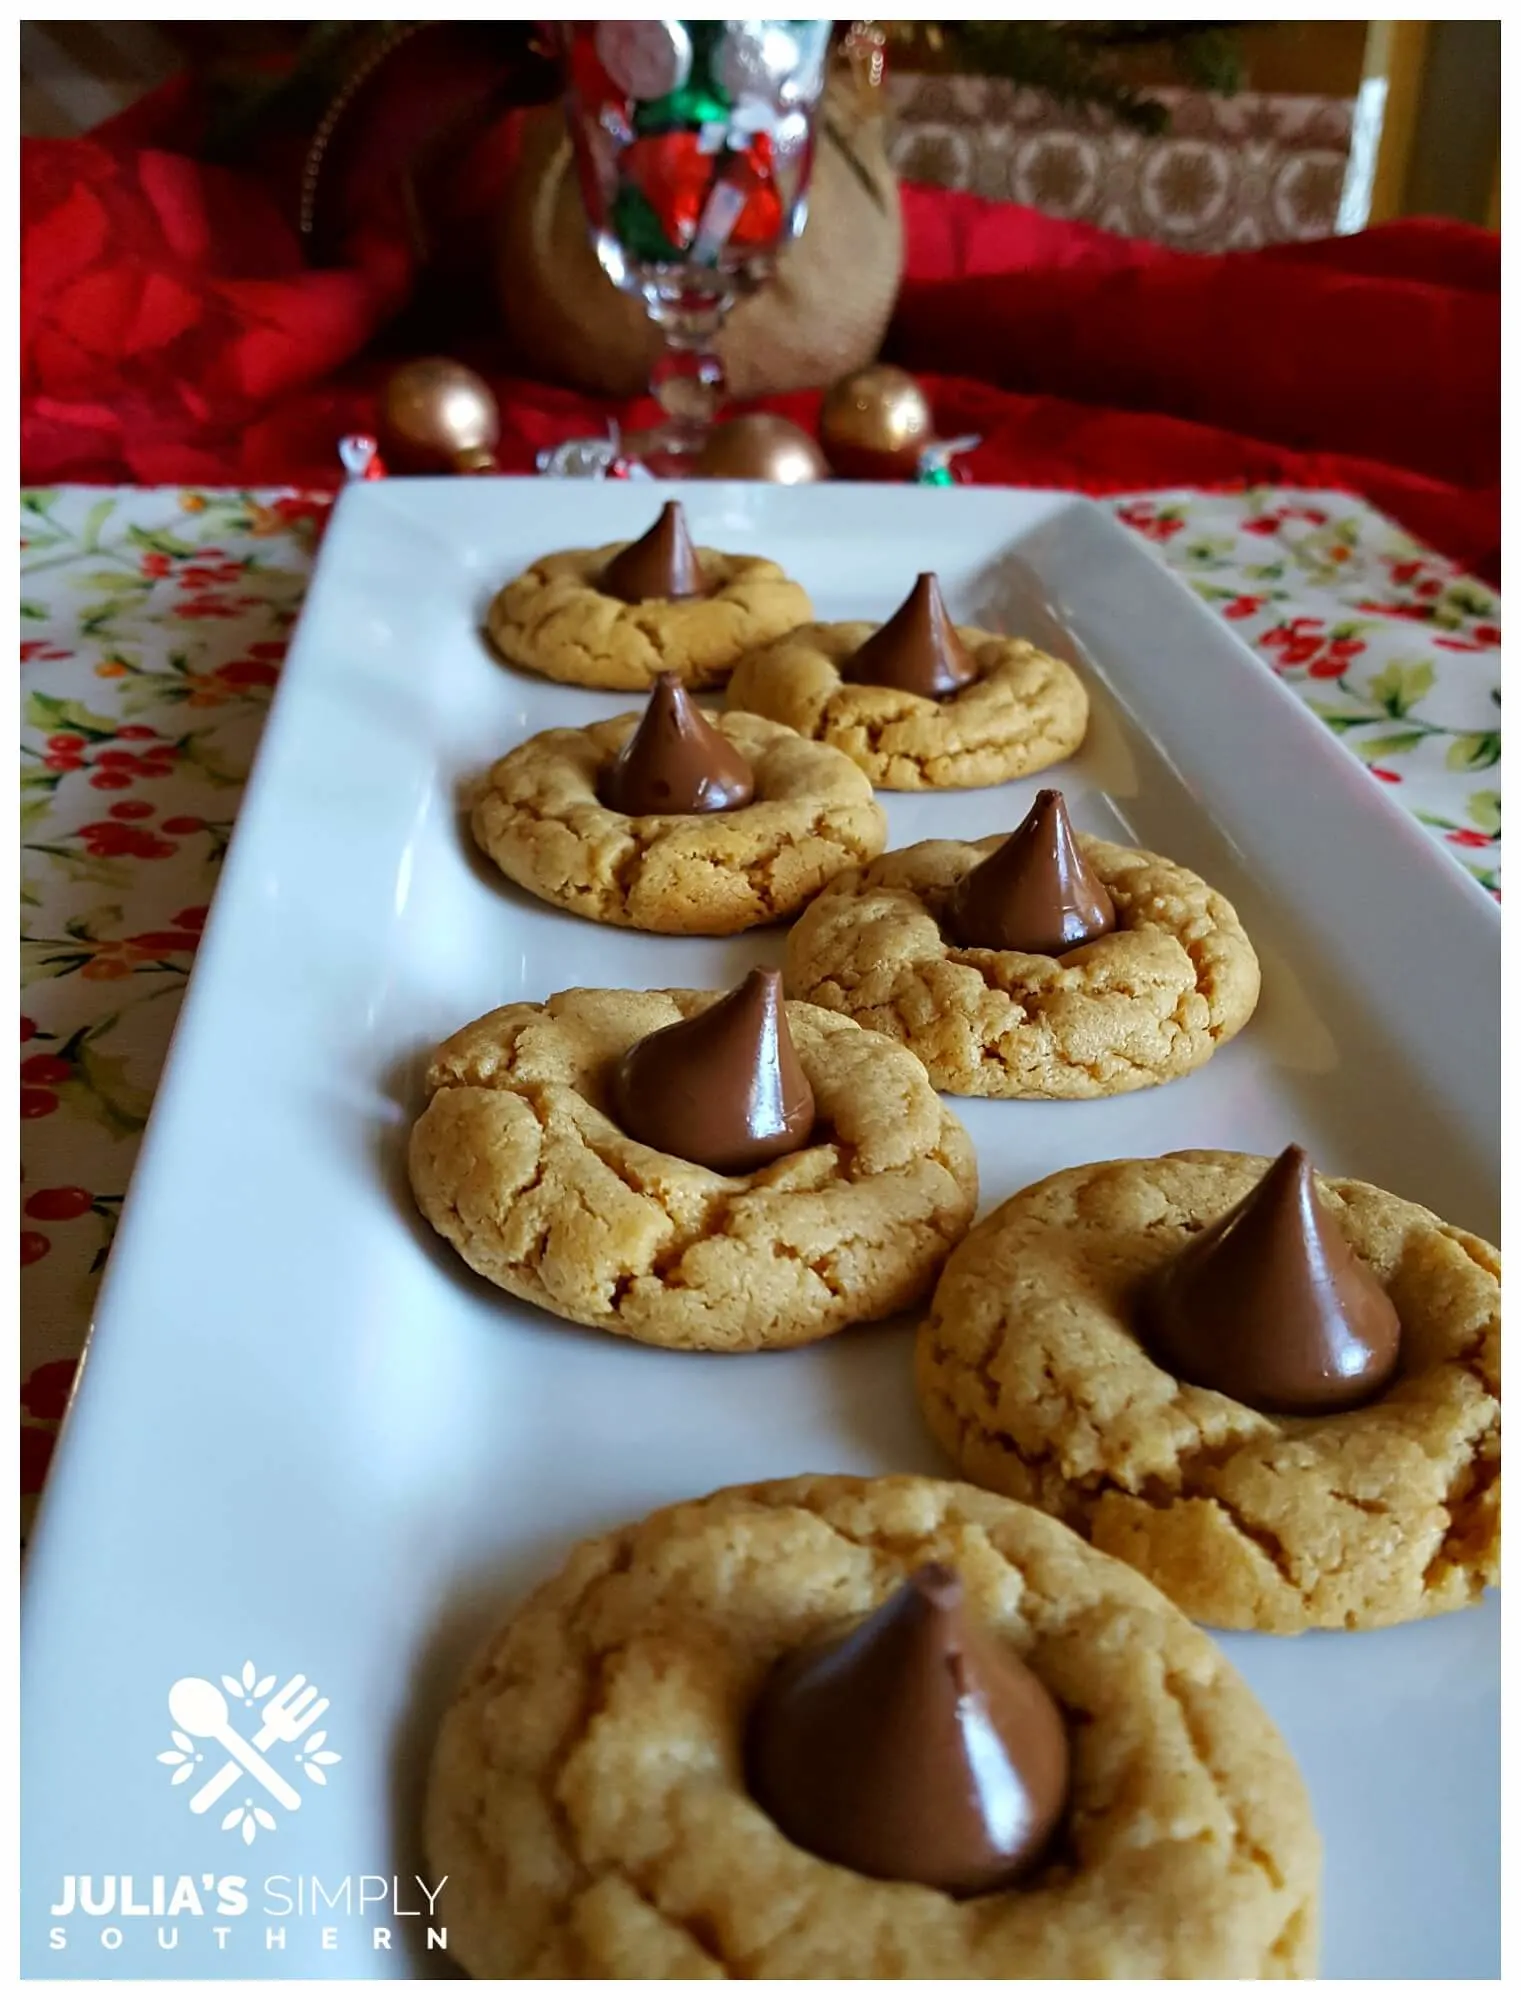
<box><xmin>694</xmin><ymin>414</ymin><xmax>831</xmax><ymax>483</ymax></box>
<box><xmin>820</xmin><ymin>364</ymin><xmax>934</xmax><ymax>480</ymax></box>
<box><xmin>380</xmin><ymin>358</ymin><xmax>501</xmax><ymax>475</ymax></box>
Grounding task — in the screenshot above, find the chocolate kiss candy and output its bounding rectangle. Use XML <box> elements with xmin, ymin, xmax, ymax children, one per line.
<box><xmin>600</xmin><ymin>673</ymin><xmax>755</xmax><ymax>815</ymax></box>
<box><xmin>612</xmin><ymin>968</ymin><xmax>815</xmax><ymax>1175</ymax></box>
<box><xmin>1143</xmin><ymin>1145</ymin><xmax>1402</xmax><ymax>1415</ymax></box>
<box><xmin>600</xmin><ymin>500</ymin><xmax>705</xmax><ymax>603</ymax></box>
<box><xmin>841</xmin><ymin>572</ymin><xmax>979</xmax><ymax>698</ymax></box>
<box><xmin>747</xmin><ymin>1562</ymin><xmax>1070</xmax><ymax>1897</ymax></box>
<box><xmin>944</xmin><ymin>789</ymin><xmax>1116</xmax><ymax>956</ymax></box>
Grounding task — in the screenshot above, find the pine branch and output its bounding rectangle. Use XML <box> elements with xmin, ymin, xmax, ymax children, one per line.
<box><xmin>899</xmin><ymin>20</ymin><xmax>1245</xmax><ymax>130</ymax></box>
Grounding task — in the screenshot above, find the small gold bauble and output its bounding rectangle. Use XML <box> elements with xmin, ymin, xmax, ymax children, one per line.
<box><xmin>819</xmin><ymin>363</ymin><xmax>934</xmax><ymax>479</ymax></box>
<box><xmin>694</xmin><ymin>414</ymin><xmax>831</xmax><ymax>484</ymax></box>
<box><xmin>379</xmin><ymin>358</ymin><xmax>501</xmax><ymax>475</ymax></box>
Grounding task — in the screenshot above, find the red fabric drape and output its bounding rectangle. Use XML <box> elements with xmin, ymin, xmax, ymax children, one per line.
<box><xmin>20</xmin><ymin>89</ymin><xmax>1499</xmax><ymax>584</ymax></box>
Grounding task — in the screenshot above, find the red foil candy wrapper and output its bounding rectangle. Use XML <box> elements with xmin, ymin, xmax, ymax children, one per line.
<box><xmin>567</xmin><ymin>29</ymin><xmax>621</xmax><ymax>114</ymax></box>
<box><xmin>627</xmin><ymin>132</ymin><xmax>717</xmax><ymax>252</ymax></box>
<box><xmin>337</xmin><ymin>435</ymin><xmax>386</xmax><ymax>481</ymax></box>
<box><xmin>565</xmin><ymin>30</ymin><xmax>627</xmax><ymax>222</ymax></box>
<box><xmin>724</xmin><ymin>134</ymin><xmax>783</xmax><ymax>248</ymax></box>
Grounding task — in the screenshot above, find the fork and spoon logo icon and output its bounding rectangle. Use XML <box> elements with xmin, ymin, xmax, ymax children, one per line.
<box><xmin>159</xmin><ymin>1664</ymin><xmax>337</xmax><ymax>1838</ymax></box>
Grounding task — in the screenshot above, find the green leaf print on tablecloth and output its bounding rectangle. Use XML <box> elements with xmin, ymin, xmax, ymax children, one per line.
<box><xmin>1468</xmin><ymin>791</ymin><xmax>1500</xmax><ymax>835</ymax></box>
<box><xmin>1117</xmin><ymin>487</ymin><xmax>1501</xmax><ymax>890</ymax></box>
<box><xmin>1366</xmin><ymin>661</ymin><xmax>1435</xmax><ymax>716</ymax></box>
<box><xmin>19</xmin><ymin>486</ymin><xmax>325</xmax><ymax>1522</ymax></box>
<box><xmin>1447</xmin><ymin>733</ymin><xmax>1501</xmax><ymax>772</ymax></box>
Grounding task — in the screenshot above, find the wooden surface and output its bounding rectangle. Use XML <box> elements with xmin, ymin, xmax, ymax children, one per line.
<box><xmin>1364</xmin><ymin>20</ymin><xmax>1501</xmax><ymax>227</ymax></box>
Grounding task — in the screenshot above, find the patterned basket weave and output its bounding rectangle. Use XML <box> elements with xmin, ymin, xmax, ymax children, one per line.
<box><xmin>887</xmin><ymin>74</ymin><xmax>1354</xmax><ymax>250</ymax></box>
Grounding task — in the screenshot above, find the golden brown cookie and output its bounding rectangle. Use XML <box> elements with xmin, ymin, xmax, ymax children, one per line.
<box><xmin>784</xmin><ymin>831</ymin><xmax>1260</xmax><ymax>1098</ymax></box>
<box><xmin>726</xmin><ymin>620</ymin><xmax>1087</xmax><ymax>789</ymax></box>
<box><xmin>917</xmin><ymin>1152</ymin><xmax>1501</xmax><ymax>1634</ymax></box>
<box><xmin>470</xmin><ymin>709</ymin><xmax>887</xmax><ymax>935</ymax></box>
<box><xmin>487</xmin><ymin>542</ymin><xmax>813</xmax><ymax>690</ymax></box>
<box><xmin>408</xmin><ymin>989</ymin><xmax>977</xmax><ymax>1351</ymax></box>
<box><xmin>424</xmin><ymin>1473</ymin><xmax>1320</xmax><ymax>1978</ymax></box>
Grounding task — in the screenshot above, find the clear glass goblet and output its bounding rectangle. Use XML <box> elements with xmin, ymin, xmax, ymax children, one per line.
<box><xmin>559</xmin><ymin>20</ymin><xmax>830</xmax><ymax>473</ymax></box>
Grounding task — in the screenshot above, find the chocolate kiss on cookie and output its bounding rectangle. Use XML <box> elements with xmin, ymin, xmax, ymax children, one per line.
<box><xmin>612</xmin><ymin>967</ymin><xmax>815</xmax><ymax>1175</ymax></box>
<box><xmin>747</xmin><ymin>1562</ymin><xmax>1070</xmax><ymax>1897</ymax></box>
<box><xmin>841</xmin><ymin>572</ymin><xmax>978</xmax><ymax>698</ymax></box>
<box><xmin>1143</xmin><ymin>1144</ymin><xmax>1401</xmax><ymax>1415</ymax></box>
<box><xmin>600</xmin><ymin>673</ymin><xmax>755</xmax><ymax>815</ymax></box>
<box><xmin>944</xmin><ymin>789</ymin><xmax>1116</xmax><ymax>956</ymax></box>
<box><xmin>600</xmin><ymin>500</ymin><xmax>706</xmax><ymax>603</ymax></box>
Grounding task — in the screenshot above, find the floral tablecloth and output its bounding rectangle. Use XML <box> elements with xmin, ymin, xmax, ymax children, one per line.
<box><xmin>19</xmin><ymin>483</ymin><xmax>1501</xmax><ymax>1521</ymax></box>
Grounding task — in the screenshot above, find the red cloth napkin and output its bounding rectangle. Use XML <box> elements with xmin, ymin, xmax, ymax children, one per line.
<box><xmin>20</xmin><ymin>98</ymin><xmax>1499</xmax><ymax>584</ymax></box>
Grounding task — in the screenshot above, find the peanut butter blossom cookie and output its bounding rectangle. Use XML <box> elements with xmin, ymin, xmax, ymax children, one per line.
<box><xmin>469</xmin><ymin>672</ymin><xmax>886</xmax><ymax>934</ymax></box>
<box><xmin>785</xmin><ymin>789</ymin><xmax>1260</xmax><ymax>1098</ymax></box>
<box><xmin>917</xmin><ymin>1148</ymin><xmax>1501</xmax><ymax>1633</ymax></box>
<box><xmin>408</xmin><ymin>971</ymin><xmax>977</xmax><ymax>1351</ymax></box>
<box><xmin>424</xmin><ymin>1474</ymin><xmax>1320</xmax><ymax>1978</ymax></box>
<box><xmin>725</xmin><ymin>571</ymin><xmax>1088</xmax><ymax>789</ymax></box>
<box><xmin>486</xmin><ymin>500</ymin><xmax>813</xmax><ymax>690</ymax></box>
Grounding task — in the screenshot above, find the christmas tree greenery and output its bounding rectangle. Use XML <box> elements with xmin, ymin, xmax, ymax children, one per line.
<box><xmin>886</xmin><ymin>22</ymin><xmax>1243</xmax><ymax>132</ymax></box>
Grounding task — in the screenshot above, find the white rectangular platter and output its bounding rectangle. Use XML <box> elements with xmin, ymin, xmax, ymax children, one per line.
<box><xmin>22</xmin><ymin>480</ymin><xmax>1499</xmax><ymax>1979</ymax></box>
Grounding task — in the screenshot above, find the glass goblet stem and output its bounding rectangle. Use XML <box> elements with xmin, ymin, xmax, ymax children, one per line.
<box><xmin>647</xmin><ymin>296</ymin><xmax>730</xmax><ymax>461</ymax></box>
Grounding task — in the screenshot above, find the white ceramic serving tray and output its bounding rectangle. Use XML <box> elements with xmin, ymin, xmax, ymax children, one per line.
<box><xmin>22</xmin><ymin>480</ymin><xmax>1499</xmax><ymax>1979</ymax></box>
